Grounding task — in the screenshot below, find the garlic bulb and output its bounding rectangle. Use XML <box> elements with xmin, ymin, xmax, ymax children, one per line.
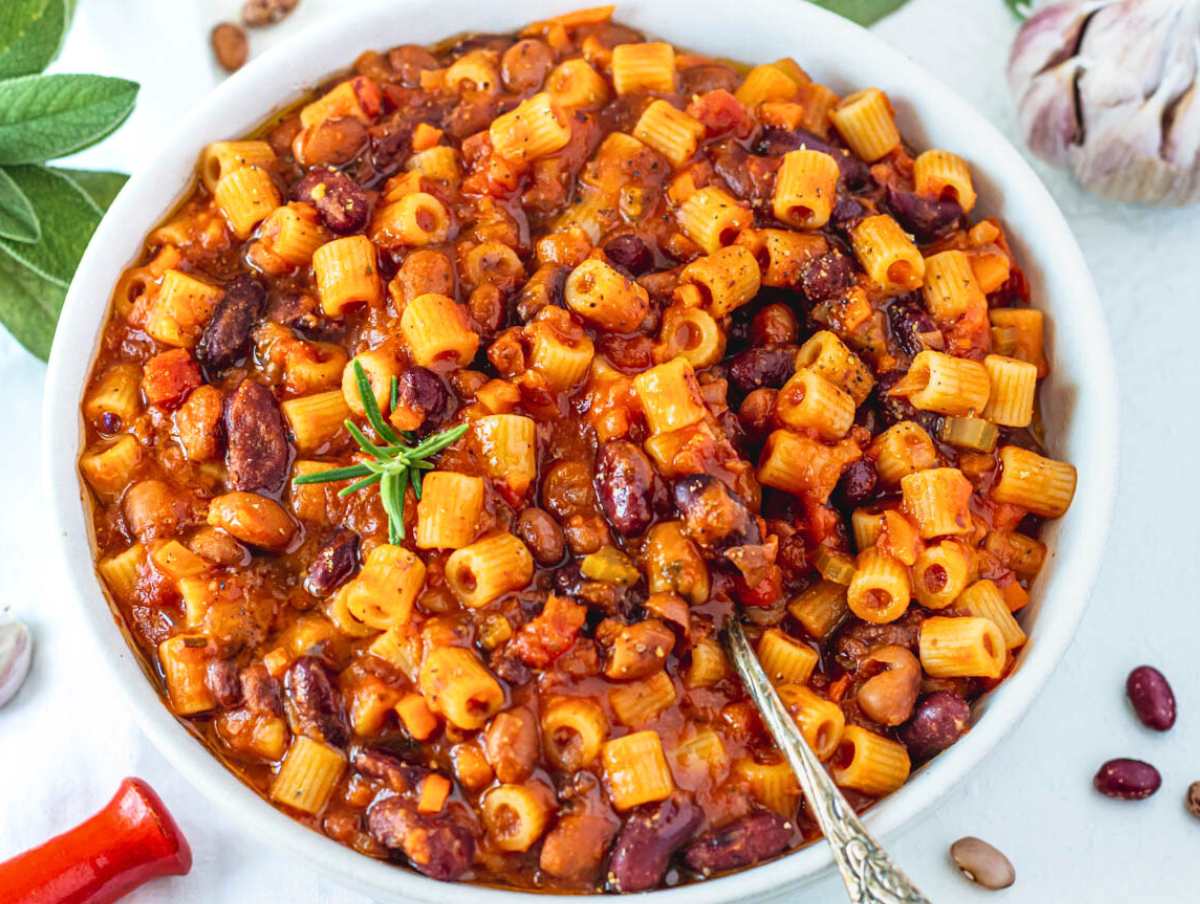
<box><xmin>0</xmin><ymin>620</ymin><xmax>32</xmax><ymax>708</ymax></box>
<box><xmin>1008</xmin><ymin>0</ymin><xmax>1200</xmax><ymax>204</ymax></box>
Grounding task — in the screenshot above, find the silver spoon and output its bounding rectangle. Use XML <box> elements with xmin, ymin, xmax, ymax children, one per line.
<box><xmin>723</xmin><ymin>619</ymin><xmax>930</xmax><ymax>904</ymax></box>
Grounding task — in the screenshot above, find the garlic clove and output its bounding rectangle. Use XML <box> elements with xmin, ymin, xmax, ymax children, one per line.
<box><xmin>0</xmin><ymin>621</ymin><xmax>32</xmax><ymax>708</ymax></box>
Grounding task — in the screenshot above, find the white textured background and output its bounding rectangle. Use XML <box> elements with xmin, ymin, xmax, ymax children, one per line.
<box><xmin>1</xmin><ymin>0</ymin><xmax>1196</xmax><ymax>901</ymax></box>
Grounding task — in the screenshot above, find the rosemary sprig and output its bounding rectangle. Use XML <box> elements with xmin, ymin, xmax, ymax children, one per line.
<box><xmin>292</xmin><ymin>361</ymin><xmax>468</xmax><ymax>543</ymax></box>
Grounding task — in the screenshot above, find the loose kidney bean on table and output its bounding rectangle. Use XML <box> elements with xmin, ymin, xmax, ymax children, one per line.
<box><xmin>1093</xmin><ymin>758</ymin><xmax>1162</xmax><ymax>800</ymax></box>
<box><xmin>1125</xmin><ymin>665</ymin><xmax>1176</xmax><ymax>731</ymax></box>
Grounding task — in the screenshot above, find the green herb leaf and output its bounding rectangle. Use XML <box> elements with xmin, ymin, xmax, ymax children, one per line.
<box><xmin>0</xmin><ymin>245</ymin><xmax>63</xmax><ymax>358</ymax></box>
<box><xmin>805</xmin><ymin>0</ymin><xmax>911</xmax><ymax>26</ymax></box>
<box><xmin>1003</xmin><ymin>0</ymin><xmax>1032</xmax><ymax>20</ymax></box>
<box><xmin>0</xmin><ymin>164</ymin><xmax>101</xmax><ymax>287</ymax></box>
<box><xmin>0</xmin><ymin>73</ymin><xmax>137</xmax><ymax>164</ymax></box>
<box><xmin>0</xmin><ymin>168</ymin><xmax>40</xmax><ymax>243</ymax></box>
<box><xmin>0</xmin><ymin>0</ymin><xmax>70</xmax><ymax>79</ymax></box>
<box><xmin>52</xmin><ymin>166</ymin><xmax>126</xmax><ymax>210</ymax></box>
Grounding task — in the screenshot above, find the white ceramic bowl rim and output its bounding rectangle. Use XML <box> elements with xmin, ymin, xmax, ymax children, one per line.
<box><xmin>44</xmin><ymin>2</ymin><xmax>1119</xmax><ymax>902</ymax></box>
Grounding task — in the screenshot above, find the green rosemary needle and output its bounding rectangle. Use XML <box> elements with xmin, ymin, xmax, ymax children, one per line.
<box><xmin>292</xmin><ymin>360</ymin><xmax>468</xmax><ymax>544</ymax></box>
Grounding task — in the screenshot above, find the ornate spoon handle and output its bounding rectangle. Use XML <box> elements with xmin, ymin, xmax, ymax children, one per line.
<box><xmin>724</xmin><ymin>620</ymin><xmax>930</xmax><ymax>904</ymax></box>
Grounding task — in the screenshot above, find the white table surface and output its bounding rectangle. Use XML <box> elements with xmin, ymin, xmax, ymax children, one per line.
<box><xmin>2</xmin><ymin>0</ymin><xmax>1196</xmax><ymax>901</ymax></box>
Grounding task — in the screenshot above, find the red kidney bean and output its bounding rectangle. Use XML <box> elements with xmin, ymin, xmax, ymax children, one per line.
<box><xmin>1094</xmin><ymin>758</ymin><xmax>1161</xmax><ymax>800</ymax></box>
<box><xmin>205</xmin><ymin>658</ymin><xmax>242</xmax><ymax>708</ymax></box>
<box><xmin>799</xmin><ymin>248</ymin><xmax>855</xmax><ymax>302</ymax></box>
<box><xmin>886</xmin><ymin>294</ymin><xmax>940</xmax><ymax>359</ymax></box>
<box><xmin>353</xmin><ymin>747</ymin><xmax>429</xmax><ymax>793</ymax></box>
<box><xmin>608</xmin><ymin>795</ymin><xmax>702</xmax><ymax>892</ymax></box>
<box><xmin>304</xmin><ymin>528</ymin><xmax>360</xmax><ymax>597</ymax></box>
<box><xmin>709</xmin><ymin>139</ymin><xmax>779</xmax><ymax>206</ymax></box>
<box><xmin>950</xmin><ymin>836</ymin><xmax>1015</xmax><ymax>890</ymax></box>
<box><xmin>239</xmin><ymin>663</ymin><xmax>283</xmax><ymax>716</ymax></box>
<box><xmin>884</xmin><ymin>184</ymin><xmax>963</xmax><ymax>242</ymax></box>
<box><xmin>835</xmin><ymin>459</ymin><xmax>878</xmax><ymax>508</ymax></box>
<box><xmin>1126</xmin><ymin>665</ymin><xmax>1176</xmax><ymax>731</ymax></box>
<box><xmin>595</xmin><ymin>441</ymin><xmax>659</xmax><ymax>536</ymax></box>
<box><xmin>603</xmin><ymin>234</ymin><xmax>653</xmax><ymax>277</ymax></box>
<box><xmin>366</xmin><ymin>796</ymin><xmax>475</xmax><ymax>881</ymax></box>
<box><xmin>394</xmin><ymin>366</ymin><xmax>449</xmax><ymax>430</ymax></box>
<box><xmin>597</xmin><ymin>333</ymin><xmax>654</xmax><ymax>372</ymax></box>
<box><xmin>683</xmin><ymin>810</ymin><xmax>791</xmax><ymax>874</ymax></box>
<box><xmin>284</xmin><ymin>657</ymin><xmax>350</xmax><ymax>748</ymax></box>
<box><xmin>196</xmin><ymin>275</ymin><xmax>266</xmax><ymax>373</ymax></box>
<box><xmin>755</xmin><ymin>127</ymin><xmax>871</xmax><ymax>188</ymax></box>
<box><xmin>898</xmin><ymin>690</ymin><xmax>971</xmax><ymax>761</ymax></box>
<box><xmin>728</xmin><ymin>346</ymin><xmax>796</xmax><ymax>393</ymax></box>
<box><xmin>224</xmin><ymin>379</ymin><xmax>290</xmax><ymax>494</ymax></box>
<box><xmin>292</xmin><ymin>166</ymin><xmax>370</xmax><ymax>234</ymax></box>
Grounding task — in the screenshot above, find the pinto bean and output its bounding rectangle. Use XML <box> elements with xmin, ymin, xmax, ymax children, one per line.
<box><xmin>225</xmin><ymin>379</ymin><xmax>290</xmax><ymax>494</ymax></box>
<box><xmin>293</xmin><ymin>166</ymin><xmax>370</xmax><ymax>234</ymax></box>
<box><xmin>197</xmin><ymin>277</ymin><xmax>266</xmax><ymax>374</ymax></box>
<box><xmin>728</xmin><ymin>346</ymin><xmax>795</xmax><ymax>393</ymax></box>
<box><xmin>366</xmin><ymin>795</ymin><xmax>475</xmax><ymax>881</ymax></box>
<box><xmin>501</xmin><ymin>39</ymin><xmax>555</xmax><ymax>92</ymax></box>
<box><xmin>387</xmin><ymin>44</ymin><xmax>439</xmax><ymax>87</ymax></box>
<box><xmin>284</xmin><ymin>656</ymin><xmax>350</xmax><ymax>748</ymax></box>
<box><xmin>679</xmin><ymin>63</ymin><xmax>740</xmax><ymax>96</ymax></box>
<box><xmin>211</xmin><ymin>23</ymin><xmax>248</xmax><ymax>73</ymax></box>
<box><xmin>482</xmin><ymin>707</ymin><xmax>539</xmax><ymax>783</ymax></box>
<box><xmin>294</xmin><ymin>116</ymin><xmax>368</xmax><ymax>167</ymax></box>
<box><xmin>542</xmin><ymin>459</ymin><xmax>596</xmax><ymax>519</ymax></box>
<box><xmin>304</xmin><ymin>528</ymin><xmax>360</xmax><ymax>597</ymax></box>
<box><xmin>206</xmin><ymin>658</ymin><xmax>243</xmax><ymax>708</ymax></box>
<box><xmin>122</xmin><ymin>479</ymin><xmax>201</xmax><ymax>542</ymax></box>
<box><xmin>834</xmin><ymin>610</ymin><xmax>925</xmax><ymax>671</ymax></box>
<box><xmin>673</xmin><ymin>474</ymin><xmax>758</xmax><ymax>548</ymax></box>
<box><xmin>595</xmin><ymin>441</ymin><xmax>658</xmax><ymax>536</ymax></box>
<box><xmin>240</xmin><ymin>663</ymin><xmax>282</xmax><ymax>716</ymax></box>
<box><xmin>750</xmin><ymin>303</ymin><xmax>798</xmax><ymax>346</ymax></box>
<box><xmin>515</xmin><ymin>507</ymin><xmax>565</xmax><ymax>565</ymax></box>
<box><xmin>950</xmin><ymin>836</ymin><xmax>1016</xmax><ymax>890</ymax></box>
<box><xmin>898</xmin><ymin>691</ymin><xmax>971</xmax><ymax>761</ymax></box>
<box><xmin>683</xmin><ymin>810</ymin><xmax>792</xmax><ymax>874</ymax></box>
<box><xmin>608</xmin><ymin>795</ymin><xmax>702</xmax><ymax>893</ymax></box>
<box><xmin>602</xmin><ymin>618</ymin><xmax>676</xmax><ymax>680</ymax></box>
<box><xmin>539</xmin><ymin>813</ymin><xmax>617</xmax><ymax>882</ymax></box>
<box><xmin>242</xmin><ymin>0</ymin><xmax>298</xmax><ymax>27</ymax></box>
<box><xmin>603</xmin><ymin>234</ymin><xmax>653</xmax><ymax>277</ymax></box>
<box><xmin>855</xmin><ymin>645</ymin><xmax>922</xmax><ymax>726</ymax></box>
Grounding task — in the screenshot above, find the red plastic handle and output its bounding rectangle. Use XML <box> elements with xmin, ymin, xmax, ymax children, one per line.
<box><xmin>0</xmin><ymin>778</ymin><xmax>192</xmax><ymax>904</ymax></box>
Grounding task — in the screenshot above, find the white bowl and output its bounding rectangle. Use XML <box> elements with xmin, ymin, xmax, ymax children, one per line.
<box><xmin>43</xmin><ymin>1</ymin><xmax>1119</xmax><ymax>901</ymax></box>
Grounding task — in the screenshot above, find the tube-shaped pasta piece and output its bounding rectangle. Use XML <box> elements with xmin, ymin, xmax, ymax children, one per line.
<box><xmin>80</xmin><ymin>435</ymin><xmax>142</xmax><ymax>500</ymax></box>
<box><xmin>920</xmin><ymin>615</ymin><xmax>1006</xmax><ymax>679</ymax></box>
<box><xmin>313</xmin><ymin>235</ymin><xmax>382</xmax><ymax>317</ymax></box>
<box><xmin>830</xmin><ymin>725</ymin><xmax>910</xmax><ymax>796</ymax></box>
<box><xmin>144</xmin><ymin>270</ymin><xmax>224</xmax><ymax>348</ymax></box>
<box><xmin>939</xmin><ymin>416</ymin><xmax>999</xmax><ymax>453</ymax></box>
<box><xmin>445</xmin><ymin>532</ymin><xmax>534</xmax><ymax>608</ymax></box>
<box><xmin>757</xmin><ymin>429</ymin><xmax>862</xmax><ymax>502</ymax></box>
<box><xmin>787</xmin><ymin>580</ymin><xmax>849</xmax><ymax>639</ymax></box>
<box><xmin>850</xmin><ymin>505</ymin><xmax>888</xmax><ymax>551</ymax></box>
<box><xmin>983</xmin><ymin>530</ymin><xmax>1045</xmax><ymax>580</ymax></box>
<box><xmin>685</xmin><ymin>636</ymin><xmax>728</xmax><ymax>688</ymax></box>
<box><xmin>547</xmin><ymin>58</ymin><xmax>610</xmax><ymax>109</ymax></box>
<box><xmin>830</xmin><ymin>88</ymin><xmax>900</xmax><ymax>163</ymax></box>
<box><xmin>922</xmin><ymin>250</ymin><xmax>986</xmax><ymax>323</ymax></box>
<box><xmin>257</xmin><ymin>202</ymin><xmax>328</xmax><ymax>269</ymax></box>
<box><xmin>773</xmin><ymin>149</ymin><xmax>841</xmax><ymax>229</ymax></box>
<box><xmin>901</xmin><ymin>467</ymin><xmax>973</xmax><ymax>538</ymax></box>
<box><xmin>735</xmin><ymin>757</ymin><xmax>800</xmax><ymax>817</ymax></box>
<box><xmin>981</xmin><ymin>354</ymin><xmax>1037</xmax><ymax>427</ymax></box>
<box><xmin>914</xmin><ymin>149</ymin><xmax>977</xmax><ymax>212</ymax></box>
<box><xmin>632</xmin><ymin>356</ymin><xmax>707</xmax><ymax>435</ymax></box>
<box><xmin>527</xmin><ymin>306</ymin><xmax>595</xmax><ymax>390</ymax></box>
<box><xmin>989</xmin><ymin>308</ymin><xmax>1047</xmax><ymax>377</ymax></box>
<box><xmin>644</xmin><ymin>520</ymin><xmax>710</xmax><ymax>603</ymax></box>
<box><xmin>473</xmin><ymin>413</ymin><xmax>537</xmax><ymax>501</ymax></box>
<box><xmin>850</xmin><ymin>214</ymin><xmax>925</xmax><ymax>294</ymax></box>
<box><xmin>674</xmin><ymin>725</ymin><xmax>730</xmax><ymax>777</ymax></box>
<box><xmin>611</xmin><ymin>41</ymin><xmax>676</xmax><ymax>95</ymax></box>
<box><xmin>542</xmin><ymin>697</ymin><xmax>609</xmax><ymax>770</ymax></box>
<box><xmin>341</xmin><ymin>544</ymin><xmax>425</xmax><ymax>629</ymax></box>
<box><xmin>406</xmin><ymin>145</ymin><xmax>461</xmax><ymax>186</ymax></box>
<box><xmin>214</xmin><ymin>165</ymin><xmax>281</xmax><ymax>239</ymax></box>
<box><xmin>400</xmin><ymin>293</ymin><xmax>480</xmax><ymax>367</ymax></box>
<box><xmin>281</xmin><ymin>390</ymin><xmax>350</xmax><ymax>453</ymax></box>
<box><xmin>678</xmin><ymin>245</ymin><xmax>762</xmax><ymax>317</ymax></box>
<box><xmin>888</xmin><ymin>350</ymin><xmax>990</xmax><ymax>416</ymax></box>
<box><xmin>748</xmin><ymin>228</ymin><xmax>828</xmax><ymax>287</ymax></box>
<box><xmin>678</xmin><ymin>186</ymin><xmax>751</xmax><ymax>254</ymax></box>
<box><xmin>416</xmin><ymin>471</ymin><xmax>484</xmax><ymax>549</ymax></box>
<box><xmin>795</xmin><ymin>80</ymin><xmax>839</xmax><ymax>136</ymax></box>
<box><xmin>602</xmin><ymin>730</ymin><xmax>674</xmax><ymax>810</ymax></box>
<box><xmin>445</xmin><ymin>49</ymin><xmax>501</xmax><ymax>94</ymax></box>
<box><xmin>757</xmin><ymin>628</ymin><xmax>819</xmax><ymax>686</ymax></box>
<box><xmin>847</xmin><ymin>547</ymin><xmax>911</xmax><ymax>625</ymax></box>
<box><xmin>483</xmin><ymin>783</ymin><xmax>554</xmax><ymax>852</ymax></box>
<box><xmin>565</xmin><ymin>257</ymin><xmax>650</xmax><ymax>332</ymax></box>
<box><xmin>98</xmin><ymin>543</ymin><xmax>146</xmax><ymax>605</ymax></box>
<box><xmin>957</xmin><ymin>579</ymin><xmax>1026</xmax><ymax>649</ymax></box>
<box><xmin>991</xmin><ymin>446</ymin><xmax>1077</xmax><ymax>518</ymax></box>
<box><xmin>776</xmin><ymin>368</ymin><xmax>856</xmax><ymax>439</ymax></box>
<box><xmin>870</xmin><ymin>421</ymin><xmax>938</xmax><ymax>486</ymax></box>
<box><xmin>654</xmin><ymin>304</ymin><xmax>726</xmax><ymax>369</ymax></box>
<box><xmin>610</xmin><ymin>671</ymin><xmax>677</xmax><ymax>727</ymax></box>
<box><xmin>269</xmin><ymin>736</ymin><xmax>347</xmax><ymax>815</ymax></box>
<box><xmin>490</xmin><ymin>92</ymin><xmax>571</xmax><ymax>163</ymax></box>
<box><xmin>341</xmin><ymin>346</ymin><xmax>401</xmax><ymax>417</ymax></box>
<box><xmin>795</xmin><ymin>330</ymin><xmax>875</xmax><ymax>405</ymax></box>
<box><xmin>633</xmin><ymin>99</ymin><xmax>705</xmax><ymax>168</ymax></box>
<box><xmin>419</xmin><ymin>645</ymin><xmax>505</xmax><ymax>730</ymax></box>
<box><xmin>776</xmin><ymin>684</ymin><xmax>846</xmax><ymax>761</ymax></box>
<box><xmin>371</xmin><ymin>192</ymin><xmax>452</xmax><ymax>247</ymax></box>
<box><xmin>735</xmin><ymin>63</ymin><xmax>799</xmax><ymax>109</ymax></box>
<box><xmin>200</xmin><ymin>140</ymin><xmax>276</xmax><ymax>192</ymax></box>
<box><xmin>83</xmin><ymin>363</ymin><xmax>142</xmax><ymax>427</ymax></box>
<box><xmin>912</xmin><ymin>539</ymin><xmax>973</xmax><ymax>609</ymax></box>
<box><xmin>158</xmin><ymin>635</ymin><xmax>216</xmax><ymax>715</ymax></box>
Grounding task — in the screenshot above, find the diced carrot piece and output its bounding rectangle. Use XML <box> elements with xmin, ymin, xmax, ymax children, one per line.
<box><xmin>395</xmin><ymin>693</ymin><xmax>439</xmax><ymax>740</ymax></box>
<box><xmin>417</xmin><ymin>773</ymin><xmax>452</xmax><ymax>813</ymax></box>
<box><xmin>142</xmin><ymin>349</ymin><xmax>202</xmax><ymax>408</ymax></box>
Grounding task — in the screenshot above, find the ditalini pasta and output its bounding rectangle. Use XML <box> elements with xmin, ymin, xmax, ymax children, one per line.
<box><xmin>81</xmin><ymin>7</ymin><xmax>1076</xmax><ymax>894</ymax></box>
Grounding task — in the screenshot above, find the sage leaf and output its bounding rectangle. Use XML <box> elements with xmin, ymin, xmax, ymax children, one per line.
<box><xmin>0</xmin><ymin>164</ymin><xmax>101</xmax><ymax>287</ymax></box>
<box><xmin>52</xmin><ymin>166</ymin><xmax>126</xmax><ymax>211</ymax></box>
<box><xmin>806</xmin><ymin>0</ymin><xmax>911</xmax><ymax>26</ymax></box>
<box><xmin>0</xmin><ymin>73</ymin><xmax>137</xmax><ymax>164</ymax></box>
<box><xmin>0</xmin><ymin>243</ymin><xmax>63</xmax><ymax>359</ymax></box>
<box><xmin>1004</xmin><ymin>0</ymin><xmax>1032</xmax><ymax>19</ymax></box>
<box><xmin>0</xmin><ymin>168</ymin><xmax>40</xmax><ymax>243</ymax></box>
<box><xmin>0</xmin><ymin>0</ymin><xmax>69</xmax><ymax>79</ymax></box>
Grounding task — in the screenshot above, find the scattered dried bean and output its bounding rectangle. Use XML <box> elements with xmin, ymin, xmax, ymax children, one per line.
<box><xmin>1126</xmin><ymin>665</ymin><xmax>1176</xmax><ymax>731</ymax></box>
<box><xmin>211</xmin><ymin>23</ymin><xmax>249</xmax><ymax>73</ymax></box>
<box><xmin>1186</xmin><ymin>782</ymin><xmax>1200</xmax><ymax>819</ymax></box>
<box><xmin>950</xmin><ymin>836</ymin><xmax>1015</xmax><ymax>890</ymax></box>
<box><xmin>1093</xmin><ymin>758</ymin><xmax>1161</xmax><ymax>800</ymax></box>
<box><xmin>0</xmin><ymin>621</ymin><xmax>32</xmax><ymax>708</ymax></box>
